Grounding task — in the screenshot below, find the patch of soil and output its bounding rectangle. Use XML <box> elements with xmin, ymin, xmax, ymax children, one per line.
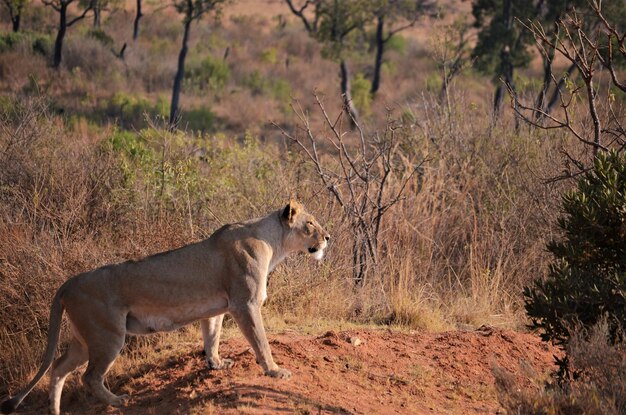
<box><xmin>16</xmin><ymin>328</ymin><xmax>557</xmax><ymax>414</ymax></box>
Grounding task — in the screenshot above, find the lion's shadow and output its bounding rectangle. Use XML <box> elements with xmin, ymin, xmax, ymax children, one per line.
<box><xmin>17</xmin><ymin>348</ymin><xmax>353</xmax><ymax>415</ymax></box>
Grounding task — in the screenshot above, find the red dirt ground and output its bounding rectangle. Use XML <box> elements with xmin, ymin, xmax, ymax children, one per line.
<box><xmin>15</xmin><ymin>328</ymin><xmax>557</xmax><ymax>414</ymax></box>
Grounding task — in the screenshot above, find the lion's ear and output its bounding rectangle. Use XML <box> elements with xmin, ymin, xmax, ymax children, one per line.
<box><xmin>282</xmin><ymin>200</ymin><xmax>299</xmax><ymax>224</ymax></box>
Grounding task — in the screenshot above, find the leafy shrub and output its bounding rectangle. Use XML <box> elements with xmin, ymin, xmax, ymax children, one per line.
<box><xmin>0</xmin><ymin>32</ymin><xmax>26</xmax><ymax>52</ymax></box>
<box><xmin>181</xmin><ymin>106</ymin><xmax>216</xmax><ymax>132</ymax></box>
<box><xmin>351</xmin><ymin>72</ymin><xmax>372</xmax><ymax>114</ymax></box>
<box><xmin>86</xmin><ymin>29</ymin><xmax>114</xmax><ymax>48</ymax></box>
<box><xmin>184</xmin><ymin>55</ymin><xmax>230</xmax><ymax>94</ymax></box>
<box><xmin>386</xmin><ymin>34</ymin><xmax>407</xmax><ymax>54</ymax></box>
<box><xmin>524</xmin><ymin>150</ymin><xmax>626</xmax><ymax>377</ymax></box>
<box><xmin>425</xmin><ymin>71</ymin><xmax>442</xmax><ymax>92</ymax></box>
<box><xmin>260</xmin><ymin>47</ymin><xmax>278</xmax><ymax>65</ymax></box>
<box><xmin>106</xmin><ymin>92</ymin><xmax>169</xmax><ymax>129</ymax></box>
<box><xmin>63</xmin><ymin>36</ymin><xmax>118</xmax><ymax>76</ymax></box>
<box><xmin>269</xmin><ymin>78</ymin><xmax>291</xmax><ymax>102</ymax></box>
<box><xmin>31</xmin><ymin>34</ymin><xmax>52</xmax><ymax>57</ymax></box>
<box><xmin>495</xmin><ymin>319</ymin><xmax>626</xmax><ymax>415</ymax></box>
<box><xmin>0</xmin><ymin>31</ymin><xmax>52</xmax><ymax>57</ymax></box>
<box><xmin>243</xmin><ymin>69</ymin><xmax>266</xmax><ymax>95</ymax></box>
<box><xmin>366</xmin><ymin>32</ymin><xmax>406</xmax><ymax>55</ymax></box>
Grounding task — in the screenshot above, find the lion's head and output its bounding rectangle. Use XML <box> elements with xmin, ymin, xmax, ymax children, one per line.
<box><xmin>281</xmin><ymin>200</ymin><xmax>330</xmax><ymax>260</ymax></box>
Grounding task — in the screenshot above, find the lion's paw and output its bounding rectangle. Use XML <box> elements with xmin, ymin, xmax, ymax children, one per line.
<box><xmin>265</xmin><ymin>367</ymin><xmax>292</xmax><ymax>379</ymax></box>
<box><xmin>207</xmin><ymin>357</ymin><xmax>234</xmax><ymax>370</ymax></box>
<box><xmin>110</xmin><ymin>394</ymin><xmax>130</xmax><ymax>407</ymax></box>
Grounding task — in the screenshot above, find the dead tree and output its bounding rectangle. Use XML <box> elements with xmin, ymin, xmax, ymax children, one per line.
<box><xmin>275</xmin><ymin>95</ymin><xmax>426</xmax><ymax>284</ymax></box>
<box><xmin>133</xmin><ymin>0</ymin><xmax>142</xmax><ymax>40</ymax></box>
<box><xmin>169</xmin><ymin>0</ymin><xmax>225</xmax><ymax>129</ymax></box>
<box><xmin>43</xmin><ymin>0</ymin><xmax>93</xmax><ymax>69</ymax></box>
<box><xmin>284</xmin><ymin>0</ymin><xmax>367</xmax><ymax>128</ymax></box>
<box><xmin>510</xmin><ymin>2</ymin><xmax>626</xmax><ymax>180</ymax></box>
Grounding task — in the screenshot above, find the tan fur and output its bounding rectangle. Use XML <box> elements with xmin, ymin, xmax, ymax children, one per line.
<box><xmin>0</xmin><ymin>201</ymin><xmax>329</xmax><ymax>415</ymax></box>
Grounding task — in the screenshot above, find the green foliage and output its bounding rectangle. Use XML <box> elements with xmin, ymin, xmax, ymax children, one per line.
<box><xmin>104</xmin><ymin>126</ymin><xmax>279</xmax><ymax>215</ymax></box>
<box><xmin>351</xmin><ymin>72</ymin><xmax>372</xmax><ymax>114</ymax></box>
<box><xmin>313</xmin><ymin>0</ymin><xmax>372</xmax><ymax>60</ymax></box>
<box><xmin>184</xmin><ymin>55</ymin><xmax>230</xmax><ymax>93</ymax></box>
<box><xmin>31</xmin><ymin>34</ymin><xmax>52</xmax><ymax>57</ymax></box>
<box><xmin>86</xmin><ymin>29</ymin><xmax>114</xmax><ymax>48</ymax></box>
<box><xmin>0</xmin><ymin>31</ymin><xmax>52</xmax><ymax>56</ymax></box>
<box><xmin>2</xmin><ymin>0</ymin><xmax>28</xmax><ymax>21</ymax></box>
<box><xmin>425</xmin><ymin>71</ymin><xmax>441</xmax><ymax>92</ymax></box>
<box><xmin>243</xmin><ymin>70</ymin><xmax>266</xmax><ymax>95</ymax></box>
<box><xmin>471</xmin><ymin>0</ymin><xmax>536</xmax><ymax>77</ymax></box>
<box><xmin>174</xmin><ymin>0</ymin><xmax>226</xmax><ymax>24</ymax></box>
<box><xmin>268</xmin><ymin>78</ymin><xmax>291</xmax><ymax>103</ymax></box>
<box><xmin>524</xmin><ymin>150</ymin><xmax>626</xmax><ymax>377</ymax></box>
<box><xmin>181</xmin><ymin>106</ymin><xmax>216</xmax><ymax>131</ymax></box>
<box><xmin>0</xmin><ymin>31</ymin><xmax>25</xmax><ymax>52</ymax></box>
<box><xmin>381</xmin><ymin>60</ymin><xmax>397</xmax><ymax>77</ymax></box>
<box><xmin>385</xmin><ymin>34</ymin><xmax>406</xmax><ymax>54</ymax></box>
<box><xmin>260</xmin><ymin>47</ymin><xmax>278</xmax><ymax>65</ymax></box>
<box><xmin>106</xmin><ymin>92</ymin><xmax>169</xmax><ymax>129</ymax></box>
<box><xmin>242</xmin><ymin>71</ymin><xmax>291</xmax><ymax>103</ymax></box>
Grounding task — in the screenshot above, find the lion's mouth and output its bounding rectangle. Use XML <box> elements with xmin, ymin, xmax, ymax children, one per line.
<box><xmin>308</xmin><ymin>246</ymin><xmax>325</xmax><ymax>261</ymax></box>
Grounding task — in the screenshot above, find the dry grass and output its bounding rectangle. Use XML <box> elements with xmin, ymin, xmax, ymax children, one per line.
<box><xmin>0</xmin><ymin>0</ymin><xmax>599</xmax><ymax>401</ymax></box>
<box><xmin>494</xmin><ymin>320</ymin><xmax>626</xmax><ymax>415</ymax></box>
<box><xmin>0</xmin><ymin>88</ymin><xmax>563</xmax><ymax>396</ymax></box>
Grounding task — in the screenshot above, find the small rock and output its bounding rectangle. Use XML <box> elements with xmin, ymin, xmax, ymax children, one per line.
<box><xmin>476</xmin><ymin>324</ymin><xmax>494</xmax><ymax>336</ymax></box>
<box><xmin>349</xmin><ymin>336</ymin><xmax>363</xmax><ymax>346</ymax></box>
<box><xmin>323</xmin><ymin>356</ymin><xmax>334</xmax><ymax>362</ymax></box>
<box><xmin>322</xmin><ymin>338</ymin><xmax>338</xmax><ymax>346</ymax></box>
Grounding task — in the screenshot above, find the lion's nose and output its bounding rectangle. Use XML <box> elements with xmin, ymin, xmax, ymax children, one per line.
<box><xmin>324</xmin><ymin>235</ymin><xmax>330</xmax><ymax>242</ymax></box>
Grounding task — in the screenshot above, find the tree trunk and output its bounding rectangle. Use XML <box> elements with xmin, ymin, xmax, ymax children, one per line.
<box><xmin>133</xmin><ymin>0</ymin><xmax>143</xmax><ymax>41</ymax></box>
<box><xmin>534</xmin><ymin>48</ymin><xmax>554</xmax><ymax>119</ymax></box>
<box><xmin>544</xmin><ymin>62</ymin><xmax>576</xmax><ymax>115</ymax></box>
<box><xmin>93</xmin><ymin>3</ymin><xmax>101</xmax><ymax>28</ymax></box>
<box><xmin>53</xmin><ymin>4</ymin><xmax>68</xmax><ymax>69</ymax></box>
<box><xmin>371</xmin><ymin>15</ymin><xmax>384</xmax><ymax>95</ymax></box>
<box><xmin>11</xmin><ymin>13</ymin><xmax>20</xmax><ymax>32</ymax></box>
<box><xmin>340</xmin><ymin>59</ymin><xmax>359</xmax><ymax>128</ymax></box>
<box><xmin>169</xmin><ymin>12</ymin><xmax>192</xmax><ymax>128</ymax></box>
<box><xmin>352</xmin><ymin>230</ymin><xmax>371</xmax><ymax>285</ymax></box>
<box><xmin>493</xmin><ymin>0</ymin><xmax>513</xmax><ymax>118</ymax></box>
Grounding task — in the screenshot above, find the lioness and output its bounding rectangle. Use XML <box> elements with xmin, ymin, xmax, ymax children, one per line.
<box><xmin>1</xmin><ymin>201</ymin><xmax>329</xmax><ymax>415</ymax></box>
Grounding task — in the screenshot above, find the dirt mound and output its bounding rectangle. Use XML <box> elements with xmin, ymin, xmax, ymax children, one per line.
<box><xmin>16</xmin><ymin>328</ymin><xmax>556</xmax><ymax>414</ymax></box>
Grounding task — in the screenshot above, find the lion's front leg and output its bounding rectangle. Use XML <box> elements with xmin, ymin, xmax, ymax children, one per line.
<box><xmin>200</xmin><ymin>315</ymin><xmax>234</xmax><ymax>370</ymax></box>
<box><xmin>229</xmin><ymin>302</ymin><xmax>291</xmax><ymax>379</ymax></box>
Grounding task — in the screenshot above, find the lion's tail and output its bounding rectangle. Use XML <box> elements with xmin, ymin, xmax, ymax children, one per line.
<box><xmin>1</xmin><ymin>288</ymin><xmax>65</xmax><ymax>414</ymax></box>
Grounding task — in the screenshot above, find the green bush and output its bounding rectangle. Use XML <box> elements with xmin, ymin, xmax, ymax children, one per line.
<box><xmin>524</xmin><ymin>150</ymin><xmax>626</xmax><ymax>378</ymax></box>
<box><xmin>0</xmin><ymin>32</ymin><xmax>25</xmax><ymax>52</ymax></box>
<box><xmin>181</xmin><ymin>106</ymin><xmax>216</xmax><ymax>132</ymax></box>
<box><xmin>31</xmin><ymin>34</ymin><xmax>52</xmax><ymax>57</ymax></box>
<box><xmin>106</xmin><ymin>92</ymin><xmax>169</xmax><ymax>129</ymax></box>
<box><xmin>0</xmin><ymin>32</ymin><xmax>52</xmax><ymax>56</ymax></box>
<box><xmin>86</xmin><ymin>29</ymin><xmax>114</xmax><ymax>48</ymax></box>
<box><xmin>243</xmin><ymin>69</ymin><xmax>266</xmax><ymax>95</ymax></box>
<box><xmin>351</xmin><ymin>72</ymin><xmax>372</xmax><ymax>115</ymax></box>
<box><xmin>184</xmin><ymin>55</ymin><xmax>230</xmax><ymax>93</ymax></box>
<box><xmin>260</xmin><ymin>47</ymin><xmax>278</xmax><ymax>65</ymax></box>
<box><xmin>386</xmin><ymin>34</ymin><xmax>407</xmax><ymax>54</ymax></box>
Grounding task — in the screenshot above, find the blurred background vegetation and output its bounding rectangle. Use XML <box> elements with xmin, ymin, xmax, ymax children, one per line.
<box><xmin>1</xmin><ymin>0</ymin><xmax>625</xmax><ymax>412</ymax></box>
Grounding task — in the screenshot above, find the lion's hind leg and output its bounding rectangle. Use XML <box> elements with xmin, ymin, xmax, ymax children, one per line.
<box><xmin>81</xmin><ymin>329</ymin><xmax>129</xmax><ymax>408</ymax></box>
<box><xmin>48</xmin><ymin>336</ymin><xmax>88</xmax><ymax>415</ymax></box>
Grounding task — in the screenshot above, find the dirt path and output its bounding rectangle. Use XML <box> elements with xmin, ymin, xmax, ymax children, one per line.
<box><xmin>17</xmin><ymin>328</ymin><xmax>556</xmax><ymax>414</ymax></box>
